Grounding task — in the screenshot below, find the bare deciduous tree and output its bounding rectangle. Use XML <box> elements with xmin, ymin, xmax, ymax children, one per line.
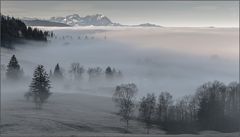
<box><xmin>138</xmin><ymin>93</ymin><xmax>156</xmax><ymax>134</ymax></box>
<box><xmin>69</xmin><ymin>63</ymin><xmax>85</xmax><ymax>80</ymax></box>
<box><xmin>156</xmin><ymin>92</ymin><xmax>173</xmax><ymax>122</ymax></box>
<box><xmin>113</xmin><ymin>83</ymin><xmax>138</xmax><ymax>133</ymax></box>
<box><xmin>87</xmin><ymin>67</ymin><xmax>102</xmax><ymax>81</ymax></box>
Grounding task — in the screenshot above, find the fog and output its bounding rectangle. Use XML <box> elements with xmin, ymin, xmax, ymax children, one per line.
<box><xmin>1</xmin><ymin>27</ymin><xmax>239</xmax><ymax>98</ymax></box>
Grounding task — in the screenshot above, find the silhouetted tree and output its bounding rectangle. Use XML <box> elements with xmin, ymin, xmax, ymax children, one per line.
<box><xmin>139</xmin><ymin>93</ymin><xmax>156</xmax><ymax>134</ymax></box>
<box><xmin>53</xmin><ymin>63</ymin><xmax>63</xmax><ymax>79</ymax></box>
<box><xmin>226</xmin><ymin>82</ymin><xmax>240</xmax><ymax>117</ymax></box>
<box><xmin>136</xmin><ymin>81</ymin><xmax>240</xmax><ymax>134</ymax></box>
<box><xmin>196</xmin><ymin>81</ymin><xmax>226</xmax><ymax>130</ymax></box>
<box><xmin>105</xmin><ymin>66</ymin><xmax>113</xmax><ymax>79</ymax></box>
<box><xmin>6</xmin><ymin>55</ymin><xmax>23</xmax><ymax>80</ymax></box>
<box><xmin>69</xmin><ymin>63</ymin><xmax>85</xmax><ymax>80</ymax></box>
<box><xmin>156</xmin><ymin>92</ymin><xmax>173</xmax><ymax>123</ymax></box>
<box><xmin>113</xmin><ymin>83</ymin><xmax>138</xmax><ymax>133</ymax></box>
<box><xmin>29</xmin><ymin>65</ymin><xmax>51</xmax><ymax>109</ymax></box>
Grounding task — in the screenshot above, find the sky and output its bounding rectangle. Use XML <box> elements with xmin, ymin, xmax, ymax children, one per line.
<box><xmin>1</xmin><ymin>1</ymin><xmax>239</xmax><ymax>27</ymax></box>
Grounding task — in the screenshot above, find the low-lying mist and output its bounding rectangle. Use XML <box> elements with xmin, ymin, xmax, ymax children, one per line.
<box><xmin>1</xmin><ymin>27</ymin><xmax>239</xmax><ymax>98</ymax></box>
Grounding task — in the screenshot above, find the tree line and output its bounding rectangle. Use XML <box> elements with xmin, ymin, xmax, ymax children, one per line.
<box><xmin>113</xmin><ymin>82</ymin><xmax>240</xmax><ymax>134</ymax></box>
<box><xmin>4</xmin><ymin>55</ymin><xmax>122</xmax><ymax>109</ymax></box>
<box><xmin>4</xmin><ymin>55</ymin><xmax>122</xmax><ymax>82</ymax></box>
<box><xmin>49</xmin><ymin>63</ymin><xmax>122</xmax><ymax>81</ymax></box>
<box><xmin>4</xmin><ymin>55</ymin><xmax>51</xmax><ymax>109</ymax></box>
<box><xmin>1</xmin><ymin>15</ymin><xmax>53</xmax><ymax>48</ymax></box>
<box><xmin>4</xmin><ymin>55</ymin><xmax>239</xmax><ymax>134</ymax></box>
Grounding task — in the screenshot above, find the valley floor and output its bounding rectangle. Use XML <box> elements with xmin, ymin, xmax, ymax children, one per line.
<box><xmin>1</xmin><ymin>92</ymin><xmax>163</xmax><ymax>135</ymax></box>
<box><xmin>1</xmin><ymin>92</ymin><xmax>239</xmax><ymax>137</ymax></box>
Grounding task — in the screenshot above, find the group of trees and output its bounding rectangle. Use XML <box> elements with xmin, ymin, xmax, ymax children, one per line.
<box><xmin>4</xmin><ymin>55</ymin><xmax>123</xmax><ymax>109</ymax></box>
<box><xmin>1</xmin><ymin>15</ymin><xmax>53</xmax><ymax>48</ymax></box>
<box><xmin>113</xmin><ymin>81</ymin><xmax>240</xmax><ymax>134</ymax></box>
<box><xmin>48</xmin><ymin>63</ymin><xmax>122</xmax><ymax>81</ymax></box>
<box><xmin>69</xmin><ymin>63</ymin><xmax>85</xmax><ymax>80</ymax></box>
<box><xmin>5</xmin><ymin>55</ymin><xmax>51</xmax><ymax>109</ymax></box>
<box><xmin>5</xmin><ymin>55</ymin><xmax>239</xmax><ymax>133</ymax></box>
<box><xmin>196</xmin><ymin>81</ymin><xmax>239</xmax><ymax>132</ymax></box>
<box><xmin>105</xmin><ymin>66</ymin><xmax>122</xmax><ymax>79</ymax></box>
<box><xmin>86</xmin><ymin>66</ymin><xmax>122</xmax><ymax>81</ymax></box>
<box><xmin>53</xmin><ymin>35</ymin><xmax>95</xmax><ymax>40</ymax></box>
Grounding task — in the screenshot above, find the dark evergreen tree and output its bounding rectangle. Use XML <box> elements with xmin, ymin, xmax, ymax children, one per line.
<box><xmin>6</xmin><ymin>55</ymin><xmax>23</xmax><ymax>80</ymax></box>
<box><xmin>105</xmin><ymin>66</ymin><xmax>113</xmax><ymax>78</ymax></box>
<box><xmin>29</xmin><ymin>65</ymin><xmax>51</xmax><ymax>109</ymax></box>
<box><xmin>105</xmin><ymin>66</ymin><xmax>112</xmax><ymax>74</ymax></box>
<box><xmin>50</xmin><ymin>32</ymin><xmax>54</xmax><ymax>37</ymax></box>
<box><xmin>53</xmin><ymin>63</ymin><xmax>63</xmax><ymax>79</ymax></box>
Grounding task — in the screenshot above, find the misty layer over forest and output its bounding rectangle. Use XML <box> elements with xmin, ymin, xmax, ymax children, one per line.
<box><xmin>1</xmin><ymin>27</ymin><xmax>238</xmax><ymax>97</ymax></box>
<box><xmin>1</xmin><ymin>26</ymin><xmax>239</xmax><ymax>136</ymax></box>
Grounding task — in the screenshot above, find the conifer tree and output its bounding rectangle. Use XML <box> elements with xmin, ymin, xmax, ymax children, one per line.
<box><xmin>53</xmin><ymin>63</ymin><xmax>63</xmax><ymax>79</ymax></box>
<box><xmin>29</xmin><ymin>65</ymin><xmax>51</xmax><ymax>109</ymax></box>
<box><xmin>105</xmin><ymin>66</ymin><xmax>113</xmax><ymax>78</ymax></box>
<box><xmin>6</xmin><ymin>55</ymin><xmax>23</xmax><ymax>80</ymax></box>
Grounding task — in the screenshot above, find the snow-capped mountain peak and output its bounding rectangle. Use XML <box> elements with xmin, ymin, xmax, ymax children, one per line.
<box><xmin>49</xmin><ymin>14</ymin><xmax>117</xmax><ymax>26</ymax></box>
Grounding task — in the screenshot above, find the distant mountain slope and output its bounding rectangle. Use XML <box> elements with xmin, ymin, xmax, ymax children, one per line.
<box><xmin>137</xmin><ymin>23</ymin><xmax>162</xmax><ymax>27</ymax></box>
<box><xmin>21</xmin><ymin>14</ymin><xmax>162</xmax><ymax>27</ymax></box>
<box><xmin>22</xmin><ymin>19</ymin><xmax>70</xmax><ymax>27</ymax></box>
<box><xmin>49</xmin><ymin>14</ymin><xmax>121</xmax><ymax>26</ymax></box>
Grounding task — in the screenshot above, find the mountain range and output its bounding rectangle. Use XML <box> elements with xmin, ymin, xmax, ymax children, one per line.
<box><xmin>22</xmin><ymin>14</ymin><xmax>161</xmax><ymax>27</ymax></box>
<box><xmin>49</xmin><ymin>14</ymin><xmax>122</xmax><ymax>26</ymax></box>
<box><xmin>23</xmin><ymin>19</ymin><xmax>70</xmax><ymax>27</ymax></box>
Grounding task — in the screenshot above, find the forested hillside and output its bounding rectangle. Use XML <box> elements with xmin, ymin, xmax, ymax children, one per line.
<box><xmin>1</xmin><ymin>15</ymin><xmax>52</xmax><ymax>48</ymax></box>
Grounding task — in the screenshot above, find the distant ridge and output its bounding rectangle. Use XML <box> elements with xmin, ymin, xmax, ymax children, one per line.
<box><xmin>136</xmin><ymin>23</ymin><xmax>162</xmax><ymax>27</ymax></box>
<box><xmin>22</xmin><ymin>19</ymin><xmax>70</xmax><ymax>27</ymax></box>
<box><xmin>22</xmin><ymin>14</ymin><xmax>162</xmax><ymax>27</ymax></box>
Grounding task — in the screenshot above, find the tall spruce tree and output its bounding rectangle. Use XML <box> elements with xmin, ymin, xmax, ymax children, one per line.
<box><xmin>29</xmin><ymin>65</ymin><xmax>51</xmax><ymax>109</ymax></box>
<box><xmin>6</xmin><ymin>55</ymin><xmax>23</xmax><ymax>80</ymax></box>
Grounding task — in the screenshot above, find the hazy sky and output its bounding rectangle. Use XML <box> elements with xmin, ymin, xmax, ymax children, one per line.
<box><xmin>1</xmin><ymin>1</ymin><xmax>239</xmax><ymax>27</ymax></box>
